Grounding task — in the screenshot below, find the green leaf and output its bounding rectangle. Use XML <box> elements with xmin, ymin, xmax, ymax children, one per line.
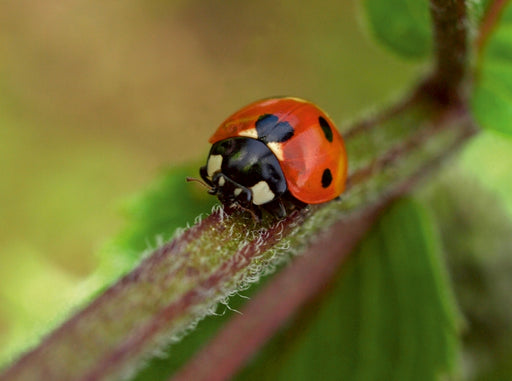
<box><xmin>423</xmin><ymin>168</ymin><xmax>512</xmax><ymax>380</ymax></box>
<box><xmin>235</xmin><ymin>198</ymin><xmax>459</xmax><ymax>381</ymax></box>
<box><xmin>461</xmin><ymin>132</ymin><xmax>512</xmax><ymax>217</ymax></box>
<box><xmin>471</xmin><ymin>2</ymin><xmax>512</xmax><ymax>136</ymax></box>
<box><xmin>98</xmin><ymin>164</ymin><xmax>217</xmax><ymax>279</ymax></box>
<box><xmin>0</xmin><ymin>164</ymin><xmax>217</xmax><ymax>366</ymax></box>
<box><xmin>363</xmin><ymin>0</ymin><xmax>432</xmax><ymax>59</ymax></box>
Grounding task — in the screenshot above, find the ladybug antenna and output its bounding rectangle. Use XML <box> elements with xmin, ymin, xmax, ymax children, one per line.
<box><xmin>186</xmin><ymin>176</ymin><xmax>212</xmax><ymax>190</ymax></box>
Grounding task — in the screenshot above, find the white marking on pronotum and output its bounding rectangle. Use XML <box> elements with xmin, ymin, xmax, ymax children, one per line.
<box><xmin>250</xmin><ymin>181</ymin><xmax>275</xmax><ymax>205</ymax></box>
<box><xmin>234</xmin><ymin>188</ymin><xmax>242</xmax><ymax>197</ymax></box>
<box><xmin>266</xmin><ymin>142</ymin><xmax>284</xmax><ymax>161</ymax></box>
<box><xmin>218</xmin><ymin>176</ymin><xmax>225</xmax><ymax>186</ymax></box>
<box><xmin>207</xmin><ymin>154</ymin><xmax>223</xmax><ymax>178</ymax></box>
<box><xmin>238</xmin><ymin>128</ymin><xmax>258</xmax><ymax>139</ymax></box>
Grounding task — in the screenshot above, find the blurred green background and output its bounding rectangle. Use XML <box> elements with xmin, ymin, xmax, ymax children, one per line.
<box><xmin>1</xmin><ymin>0</ymin><xmax>511</xmax><ymax>375</ymax></box>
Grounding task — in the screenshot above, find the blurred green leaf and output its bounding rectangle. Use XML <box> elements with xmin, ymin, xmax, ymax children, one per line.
<box><xmin>363</xmin><ymin>0</ymin><xmax>432</xmax><ymax>59</ymax></box>
<box><xmin>0</xmin><ymin>164</ymin><xmax>217</xmax><ymax>366</ymax></box>
<box><xmin>98</xmin><ymin>164</ymin><xmax>217</xmax><ymax>280</ymax></box>
<box><xmin>461</xmin><ymin>132</ymin><xmax>512</xmax><ymax>217</ymax></box>
<box><xmin>0</xmin><ymin>246</ymin><xmax>80</xmax><ymax>366</ymax></box>
<box><xmin>235</xmin><ymin>198</ymin><xmax>459</xmax><ymax>381</ymax></box>
<box><xmin>471</xmin><ymin>2</ymin><xmax>512</xmax><ymax>136</ymax></box>
<box><xmin>422</xmin><ymin>167</ymin><xmax>512</xmax><ymax>380</ymax></box>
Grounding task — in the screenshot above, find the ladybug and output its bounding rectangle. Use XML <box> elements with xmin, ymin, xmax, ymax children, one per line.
<box><xmin>192</xmin><ymin>97</ymin><xmax>348</xmax><ymax>220</ymax></box>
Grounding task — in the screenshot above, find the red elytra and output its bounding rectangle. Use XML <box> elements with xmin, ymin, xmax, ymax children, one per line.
<box><xmin>209</xmin><ymin>97</ymin><xmax>348</xmax><ymax>204</ymax></box>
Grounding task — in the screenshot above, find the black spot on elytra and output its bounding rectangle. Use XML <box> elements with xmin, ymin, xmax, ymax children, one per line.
<box><xmin>321</xmin><ymin>168</ymin><xmax>332</xmax><ymax>188</ymax></box>
<box><xmin>319</xmin><ymin>116</ymin><xmax>333</xmax><ymax>142</ymax></box>
<box><xmin>255</xmin><ymin>114</ymin><xmax>294</xmax><ymax>143</ymax></box>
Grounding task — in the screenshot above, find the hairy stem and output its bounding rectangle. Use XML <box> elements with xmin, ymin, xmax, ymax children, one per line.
<box><xmin>0</xmin><ymin>94</ymin><xmax>476</xmax><ymax>381</ymax></box>
<box><xmin>0</xmin><ymin>1</ymin><xmax>487</xmax><ymax>380</ymax></box>
<box><xmin>171</xmin><ymin>108</ymin><xmax>475</xmax><ymax>381</ymax></box>
<box><xmin>423</xmin><ymin>0</ymin><xmax>469</xmax><ymax>104</ymax></box>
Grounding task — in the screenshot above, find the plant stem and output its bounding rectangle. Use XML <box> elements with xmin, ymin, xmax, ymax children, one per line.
<box><xmin>0</xmin><ymin>96</ymin><xmax>476</xmax><ymax>381</ymax></box>
<box><xmin>476</xmin><ymin>0</ymin><xmax>509</xmax><ymax>53</ymax></box>
<box><xmin>423</xmin><ymin>0</ymin><xmax>469</xmax><ymax>105</ymax></box>
<box><xmin>171</xmin><ymin>109</ymin><xmax>475</xmax><ymax>381</ymax></box>
<box><xmin>0</xmin><ymin>1</ymin><xmax>488</xmax><ymax>380</ymax></box>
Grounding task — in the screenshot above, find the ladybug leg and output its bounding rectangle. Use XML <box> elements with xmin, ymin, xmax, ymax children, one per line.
<box><xmin>233</xmin><ymin>203</ymin><xmax>261</xmax><ymax>222</ymax></box>
<box><xmin>274</xmin><ymin>200</ymin><xmax>287</xmax><ymax>219</ymax></box>
<box><xmin>262</xmin><ymin>199</ymin><xmax>287</xmax><ymax>219</ymax></box>
<box><xmin>249</xmin><ymin>206</ymin><xmax>262</xmax><ymax>223</ymax></box>
<box><xmin>279</xmin><ymin>194</ymin><xmax>307</xmax><ymax>214</ymax></box>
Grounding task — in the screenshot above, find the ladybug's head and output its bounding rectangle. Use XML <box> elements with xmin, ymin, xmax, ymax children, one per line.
<box><xmin>197</xmin><ymin>137</ymin><xmax>287</xmax><ymax>212</ymax></box>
